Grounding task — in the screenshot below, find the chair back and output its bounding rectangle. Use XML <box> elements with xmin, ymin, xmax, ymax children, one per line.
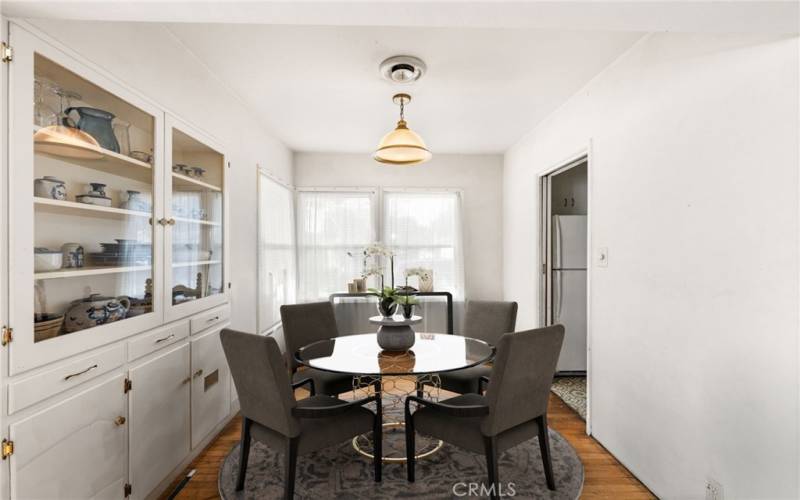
<box><xmin>220</xmin><ymin>329</ymin><xmax>300</xmax><ymax>437</ymax></box>
<box><xmin>481</xmin><ymin>325</ymin><xmax>564</xmax><ymax>436</ymax></box>
<box><xmin>281</xmin><ymin>301</ymin><xmax>340</xmax><ymax>371</ymax></box>
<box><xmin>462</xmin><ymin>300</ymin><xmax>518</xmax><ymax>345</ymax></box>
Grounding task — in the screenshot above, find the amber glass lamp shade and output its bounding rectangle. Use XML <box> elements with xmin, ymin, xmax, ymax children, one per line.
<box><xmin>33</xmin><ymin>125</ymin><xmax>103</xmax><ymax>160</ymax></box>
<box><xmin>373</xmin><ymin>120</ymin><xmax>432</xmax><ymax>166</ymax></box>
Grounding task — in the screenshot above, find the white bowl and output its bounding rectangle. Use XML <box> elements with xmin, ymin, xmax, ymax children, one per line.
<box><xmin>35</xmin><ymin>252</ymin><xmax>63</xmax><ymax>272</ymax></box>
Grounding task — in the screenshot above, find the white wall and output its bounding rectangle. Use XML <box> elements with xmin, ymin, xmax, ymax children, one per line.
<box><xmin>294</xmin><ymin>152</ymin><xmax>504</xmax><ymax>300</ymax></box>
<box><xmin>23</xmin><ymin>19</ymin><xmax>293</xmax><ymax>335</ymax></box>
<box><xmin>504</xmin><ymin>33</ymin><xmax>799</xmax><ymax>498</ymax></box>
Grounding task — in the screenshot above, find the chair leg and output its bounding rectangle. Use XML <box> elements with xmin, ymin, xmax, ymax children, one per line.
<box><xmin>374</xmin><ymin>380</ymin><xmax>383</xmax><ymax>482</ymax></box>
<box><xmin>405</xmin><ymin>401</ymin><xmax>416</xmax><ymax>482</ymax></box>
<box><xmin>536</xmin><ymin>415</ymin><xmax>556</xmax><ymax>490</ymax></box>
<box><xmin>284</xmin><ymin>437</ymin><xmax>298</xmax><ymax>500</ymax></box>
<box><xmin>415</xmin><ymin>378</ymin><xmax>424</xmax><ymax>398</ymax></box>
<box><xmin>483</xmin><ymin>435</ymin><xmax>499</xmax><ymax>500</ymax></box>
<box><xmin>235</xmin><ymin>417</ymin><xmax>252</xmax><ymax>491</ymax></box>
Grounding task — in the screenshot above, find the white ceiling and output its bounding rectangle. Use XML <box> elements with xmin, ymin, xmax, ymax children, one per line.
<box><xmin>165</xmin><ymin>24</ymin><xmax>641</xmax><ymax>153</ymax></box>
<box><xmin>4</xmin><ymin>1</ymin><xmax>796</xmax><ymax>154</ymax></box>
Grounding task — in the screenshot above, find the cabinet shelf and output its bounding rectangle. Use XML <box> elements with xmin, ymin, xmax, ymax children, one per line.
<box><xmin>172</xmin><ymin>260</ymin><xmax>221</xmax><ymax>268</ymax></box>
<box><xmin>34</xmin><ymin>197</ymin><xmax>151</xmax><ymax>221</ymax></box>
<box><xmin>34</xmin><ymin>265</ymin><xmax>152</xmax><ymax>280</ymax></box>
<box><xmin>171</xmin><ymin>172</ymin><xmax>221</xmax><ymax>192</ymax></box>
<box><xmin>34</xmin><ymin>125</ymin><xmax>153</xmax><ymax>183</ymax></box>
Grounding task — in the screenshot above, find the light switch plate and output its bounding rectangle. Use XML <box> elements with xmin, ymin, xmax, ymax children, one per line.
<box><xmin>596</xmin><ymin>247</ymin><xmax>608</xmax><ymax>267</ymax></box>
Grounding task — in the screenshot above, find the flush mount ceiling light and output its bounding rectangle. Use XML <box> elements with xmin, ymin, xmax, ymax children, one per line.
<box><xmin>373</xmin><ymin>93</ymin><xmax>432</xmax><ymax>166</ymax></box>
<box><xmin>379</xmin><ymin>55</ymin><xmax>426</xmax><ymax>84</ymax></box>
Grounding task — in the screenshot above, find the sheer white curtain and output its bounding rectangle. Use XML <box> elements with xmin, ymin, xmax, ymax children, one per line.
<box><xmin>258</xmin><ymin>173</ymin><xmax>296</xmax><ymax>334</ymax></box>
<box><xmin>296</xmin><ymin>190</ymin><xmax>375</xmax><ymax>302</ymax></box>
<box><xmin>383</xmin><ymin>190</ymin><xmax>465</xmax><ymax>299</ymax></box>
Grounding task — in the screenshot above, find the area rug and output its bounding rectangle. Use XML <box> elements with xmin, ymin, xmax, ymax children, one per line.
<box><xmin>218</xmin><ymin>427</ymin><xmax>583</xmax><ymax>499</ymax></box>
<box><xmin>551</xmin><ymin>377</ymin><xmax>586</xmax><ymax>420</ymax></box>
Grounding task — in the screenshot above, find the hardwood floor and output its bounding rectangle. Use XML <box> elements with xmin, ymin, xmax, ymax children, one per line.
<box><xmin>162</xmin><ymin>389</ymin><xmax>655</xmax><ymax>499</ymax></box>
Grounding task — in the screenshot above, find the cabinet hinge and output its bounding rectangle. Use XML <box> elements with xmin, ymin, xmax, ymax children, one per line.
<box><xmin>1</xmin><ymin>43</ymin><xmax>12</xmax><ymax>63</ymax></box>
<box><xmin>124</xmin><ymin>483</ymin><xmax>132</xmax><ymax>497</ymax></box>
<box><xmin>124</xmin><ymin>378</ymin><xmax>132</xmax><ymax>393</ymax></box>
<box><xmin>1</xmin><ymin>439</ymin><xmax>14</xmax><ymax>459</ymax></box>
<box><xmin>1</xmin><ymin>326</ymin><xmax>12</xmax><ymax>346</ymax></box>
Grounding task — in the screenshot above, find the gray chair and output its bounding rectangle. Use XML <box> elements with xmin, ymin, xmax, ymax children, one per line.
<box><xmin>405</xmin><ymin>325</ymin><xmax>564</xmax><ymax>498</ymax></box>
<box><xmin>435</xmin><ymin>300</ymin><xmax>518</xmax><ymax>394</ymax></box>
<box><xmin>221</xmin><ymin>329</ymin><xmax>382</xmax><ymax>499</ymax></box>
<box><xmin>281</xmin><ymin>302</ymin><xmax>354</xmax><ymax>396</ymax></box>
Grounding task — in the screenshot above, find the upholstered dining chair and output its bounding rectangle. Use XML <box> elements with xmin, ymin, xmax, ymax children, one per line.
<box><xmin>405</xmin><ymin>325</ymin><xmax>564</xmax><ymax>498</ymax></box>
<box><xmin>433</xmin><ymin>300</ymin><xmax>518</xmax><ymax>395</ymax></box>
<box><xmin>281</xmin><ymin>301</ymin><xmax>354</xmax><ymax>396</ymax></box>
<box><xmin>221</xmin><ymin>329</ymin><xmax>382</xmax><ymax>499</ymax></box>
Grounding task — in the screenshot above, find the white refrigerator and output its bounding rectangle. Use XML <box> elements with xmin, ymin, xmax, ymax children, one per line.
<box><xmin>551</xmin><ymin>215</ymin><xmax>587</xmax><ymax>372</ymax></box>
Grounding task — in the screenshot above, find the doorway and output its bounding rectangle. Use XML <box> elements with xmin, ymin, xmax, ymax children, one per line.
<box><xmin>540</xmin><ymin>156</ymin><xmax>588</xmax><ymax>421</ymax></box>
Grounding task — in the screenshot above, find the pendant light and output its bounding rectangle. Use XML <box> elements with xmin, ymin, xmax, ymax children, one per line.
<box><xmin>373</xmin><ymin>93</ymin><xmax>432</xmax><ymax>166</ymax></box>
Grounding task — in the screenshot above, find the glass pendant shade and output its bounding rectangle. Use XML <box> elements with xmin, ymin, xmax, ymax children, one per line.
<box><xmin>34</xmin><ymin>125</ymin><xmax>104</xmax><ymax>160</ymax></box>
<box><xmin>373</xmin><ymin>120</ymin><xmax>432</xmax><ymax>166</ymax></box>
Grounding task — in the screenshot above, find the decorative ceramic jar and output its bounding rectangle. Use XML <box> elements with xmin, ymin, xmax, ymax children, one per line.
<box><xmin>34</xmin><ymin>176</ymin><xmax>67</xmax><ymax>200</ymax></box>
<box><xmin>76</xmin><ymin>182</ymin><xmax>112</xmax><ymax>207</ymax></box>
<box><xmin>418</xmin><ymin>269</ymin><xmax>434</xmax><ymax>292</ymax></box>
<box><xmin>61</xmin><ymin>242</ymin><xmax>84</xmax><ymax>268</ymax></box>
<box><xmin>64</xmin><ymin>293</ymin><xmax>131</xmax><ymax>333</ymax></box>
<box><xmin>121</xmin><ymin>190</ymin><xmax>150</xmax><ymax>212</ymax></box>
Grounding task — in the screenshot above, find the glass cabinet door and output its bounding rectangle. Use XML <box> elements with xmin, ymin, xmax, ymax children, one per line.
<box><xmin>165</xmin><ymin>117</ymin><xmax>227</xmax><ymax>321</ymax></box>
<box><xmin>8</xmin><ymin>25</ymin><xmax>164</xmax><ymax>374</ymax></box>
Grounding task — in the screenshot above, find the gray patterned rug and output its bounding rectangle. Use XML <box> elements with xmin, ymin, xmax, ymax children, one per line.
<box><xmin>218</xmin><ymin>428</ymin><xmax>583</xmax><ymax>499</ymax></box>
<box><xmin>551</xmin><ymin>377</ymin><xmax>586</xmax><ymax>420</ymax></box>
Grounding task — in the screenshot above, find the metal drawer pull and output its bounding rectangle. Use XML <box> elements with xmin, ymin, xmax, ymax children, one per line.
<box><xmin>64</xmin><ymin>364</ymin><xmax>98</xmax><ymax>381</ymax></box>
<box><xmin>206</xmin><ymin>316</ymin><xmax>220</xmax><ymax>323</ymax></box>
<box><xmin>155</xmin><ymin>333</ymin><xmax>175</xmax><ymax>344</ymax></box>
<box><xmin>168</xmin><ymin>218</ymin><xmax>176</xmax><ymax>225</ymax></box>
<box><xmin>114</xmin><ymin>416</ymin><xmax>126</xmax><ymax>426</ymax></box>
<box><xmin>193</xmin><ymin>369</ymin><xmax>204</xmax><ymax>378</ymax></box>
<box><xmin>181</xmin><ymin>376</ymin><xmax>192</xmax><ymax>385</ymax></box>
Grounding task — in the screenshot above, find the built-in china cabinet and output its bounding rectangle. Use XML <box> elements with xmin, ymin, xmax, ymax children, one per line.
<box><xmin>1</xmin><ymin>22</ymin><xmax>235</xmax><ymax>499</ymax></box>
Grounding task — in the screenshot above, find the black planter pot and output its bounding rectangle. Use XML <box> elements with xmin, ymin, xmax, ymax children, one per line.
<box><xmin>402</xmin><ymin>304</ymin><xmax>414</xmax><ymax>319</ymax></box>
<box><xmin>378</xmin><ymin>297</ymin><xmax>397</xmax><ymax>318</ymax></box>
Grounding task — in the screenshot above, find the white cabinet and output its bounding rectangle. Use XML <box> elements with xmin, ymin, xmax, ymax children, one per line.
<box><xmin>8</xmin><ymin>375</ymin><xmax>127</xmax><ymax>499</ymax></box>
<box><xmin>2</xmin><ymin>22</ymin><xmax>235</xmax><ymax>500</ymax></box>
<box><xmin>164</xmin><ymin>116</ymin><xmax>229</xmax><ymax>322</ymax></box>
<box><xmin>190</xmin><ymin>327</ymin><xmax>230</xmax><ymax>448</ymax></box>
<box><xmin>129</xmin><ymin>343</ymin><xmax>190</xmax><ymax>500</ymax></box>
<box><xmin>6</xmin><ymin>24</ymin><xmax>230</xmax><ymax>376</ymax></box>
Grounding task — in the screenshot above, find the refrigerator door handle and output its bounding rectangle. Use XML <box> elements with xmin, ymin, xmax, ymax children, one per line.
<box><xmin>553</xmin><ymin>271</ymin><xmax>562</xmax><ymax>322</ymax></box>
<box><xmin>553</xmin><ymin>216</ymin><xmax>562</xmax><ymax>269</ymax></box>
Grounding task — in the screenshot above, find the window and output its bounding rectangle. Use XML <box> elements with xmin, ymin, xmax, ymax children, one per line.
<box><xmin>383</xmin><ymin>191</ymin><xmax>465</xmax><ymax>300</ymax></box>
<box><xmin>258</xmin><ymin>172</ymin><xmax>296</xmax><ymax>333</ymax></box>
<box><xmin>296</xmin><ymin>190</ymin><xmax>376</xmax><ymax>302</ymax></box>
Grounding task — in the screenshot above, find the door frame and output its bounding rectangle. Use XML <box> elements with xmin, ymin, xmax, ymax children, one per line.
<box><xmin>537</xmin><ymin>145</ymin><xmax>593</xmax><ymax>434</ymax></box>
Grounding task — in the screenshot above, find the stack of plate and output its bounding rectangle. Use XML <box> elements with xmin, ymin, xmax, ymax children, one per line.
<box><xmin>89</xmin><ymin>239</ymin><xmax>152</xmax><ymax>266</ymax></box>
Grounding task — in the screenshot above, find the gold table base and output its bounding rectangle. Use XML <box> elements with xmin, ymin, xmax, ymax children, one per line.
<box><xmin>351</xmin><ymin>355</ymin><xmax>443</xmax><ymax>464</ymax></box>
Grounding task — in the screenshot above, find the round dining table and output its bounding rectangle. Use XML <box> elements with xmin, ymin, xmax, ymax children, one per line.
<box><xmin>295</xmin><ymin>332</ymin><xmax>494</xmax><ymax>462</ymax></box>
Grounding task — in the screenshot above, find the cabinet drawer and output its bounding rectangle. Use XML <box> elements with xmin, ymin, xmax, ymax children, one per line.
<box><xmin>8</xmin><ymin>344</ymin><xmax>125</xmax><ymax>414</ymax></box>
<box><xmin>128</xmin><ymin>321</ymin><xmax>190</xmax><ymax>362</ymax></box>
<box><xmin>190</xmin><ymin>305</ymin><xmax>231</xmax><ymax>334</ymax></box>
